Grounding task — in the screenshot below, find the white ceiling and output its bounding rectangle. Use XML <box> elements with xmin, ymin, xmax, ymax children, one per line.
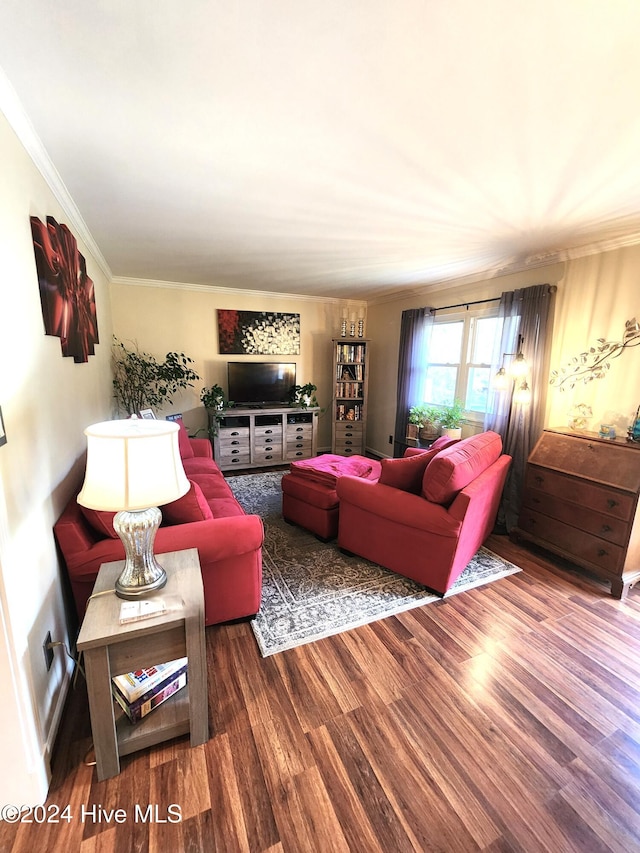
<box><xmin>2</xmin><ymin>1</ymin><xmax>640</xmax><ymax>300</ymax></box>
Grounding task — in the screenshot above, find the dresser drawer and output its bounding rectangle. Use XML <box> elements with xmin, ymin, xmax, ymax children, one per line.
<box><xmin>219</xmin><ymin>426</ymin><xmax>250</xmax><ymax>441</ymax></box>
<box><xmin>335</xmin><ymin>441</ymin><xmax>363</xmax><ymax>456</ymax></box>
<box><xmin>286</xmin><ymin>446</ymin><xmax>313</xmax><ymax>460</ymax></box>
<box><xmin>253</xmin><ymin>447</ymin><xmax>284</xmax><ymax>463</ymax></box>
<box><xmin>287</xmin><ymin>423</ymin><xmax>312</xmax><ymax>440</ymax></box>
<box><xmin>254</xmin><ymin>425</ymin><xmax>282</xmax><ymax>439</ymax></box>
<box><xmin>219</xmin><ymin>434</ymin><xmax>250</xmax><ymax>451</ymax></box>
<box><xmin>254</xmin><ymin>433</ymin><xmax>282</xmax><ymax>451</ymax></box>
<box><xmin>218</xmin><ymin>447</ymin><xmax>251</xmax><ymax>465</ymax></box>
<box><xmin>518</xmin><ymin>507</ymin><xmax>625</xmax><ymax>574</ymax></box>
<box><xmin>522</xmin><ymin>489</ymin><xmax>630</xmax><ymax>546</ymax></box>
<box><xmin>525</xmin><ymin>465</ymin><xmax>634</xmax><ymax>522</ymax></box>
<box><xmin>286</xmin><ymin>436</ymin><xmax>312</xmax><ymax>452</ymax></box>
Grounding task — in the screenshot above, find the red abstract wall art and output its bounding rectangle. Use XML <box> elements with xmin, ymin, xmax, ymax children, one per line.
<box><xmin>30</xmin><ymin>216</ymin><xmax>99</xmax><ymax>363</ymax></box>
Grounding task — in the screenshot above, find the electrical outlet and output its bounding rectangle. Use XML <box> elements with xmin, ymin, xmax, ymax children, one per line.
<box><xmin>388</xmin><ymin>435</ymin><xmax>393</xmax><ymax>444</ymax></box>
<box><xmin>43</xmin><ymin>631</ymin><xmax>54</xmax><ymax>672</ymax></box>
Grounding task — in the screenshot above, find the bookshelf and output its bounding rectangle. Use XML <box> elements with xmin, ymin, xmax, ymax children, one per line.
<box><xmin>331</xmin><ymin>339</ymin><xmax>369</xmax><ymax>456</ymax></box>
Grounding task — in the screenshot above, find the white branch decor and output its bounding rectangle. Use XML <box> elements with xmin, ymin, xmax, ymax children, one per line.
<box><xmin>550</xmin><ymin>317</ymin><xmax>640</xmax><ymax>391</ymax></box>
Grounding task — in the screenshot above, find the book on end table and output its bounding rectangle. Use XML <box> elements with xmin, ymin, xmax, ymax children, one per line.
<box><xmin>111</xmin><ymin>657</ymin><xmax>188</xmax><ymax>724</ymax></box>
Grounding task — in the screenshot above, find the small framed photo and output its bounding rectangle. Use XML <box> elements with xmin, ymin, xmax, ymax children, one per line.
<box><xmin>139</xmin><ymin>409</ymin><xmax>156</xmax><ymax>420</ymax></box>
<box><xmin>0</xmin><ymin>406</ymin><xmax>6</xmax><ymax>447</ymax></box>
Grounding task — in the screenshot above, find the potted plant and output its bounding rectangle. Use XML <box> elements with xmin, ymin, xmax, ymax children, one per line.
<box><xmin>200</xmin><ymin>384</ymin><xmax>229</xmax><ymax>437</ymax></box>
<box><xmin>408</xmin><ymin>404</ymin><xmax>441</xmax><ymax>442</ymax></box>
<box><xmin>438</xmin><ymin>399</ymin><xmax>465</xmax><ymax>438</ymax></box>
<box><xmin>288</xmin><ymin>382</ymin><xmax>318</xmax><ymax>408</ymax></box>
<box><xmin>112</xmin><ymin>337</ymin><xmax>200</xmax><ymax>416</ymax></box>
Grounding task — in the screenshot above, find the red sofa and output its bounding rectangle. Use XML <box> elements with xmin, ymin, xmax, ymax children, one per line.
<box><xmin>54</xmin><ymin>424</ymin><xmax>263</xmax><ymax>627</ymax></box>
<box><xmin>336</xmin><ymin>431</ymin><xmax>511</xmax><ymax>594</ymax></box>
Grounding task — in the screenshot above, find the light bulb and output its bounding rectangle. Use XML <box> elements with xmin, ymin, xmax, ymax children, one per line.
<box><xmin>493</xmin><ymin>367</ymin><xmax>509</xmax><ymax>391</ymax></box>
<box><xmin>513</xmin><ymin>380</ymin><xmax>532</xmax><ymax>405</ymax></box>
<box><xmin>510</xmin><ymin>352</ymin><xmax>528</xmax><ymax>377</ymax></box>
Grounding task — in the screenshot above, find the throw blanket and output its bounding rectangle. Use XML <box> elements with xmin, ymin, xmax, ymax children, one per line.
<box><xmin>290</xmin><ymin>454</ymin><xmax>375</xmax><ymax>487</ymax></box>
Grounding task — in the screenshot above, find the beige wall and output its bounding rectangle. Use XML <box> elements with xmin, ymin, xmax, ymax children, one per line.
<box><xmin>0</xmin><ymin>111</ymin><xmax>114</xmax><ymax>804</ymax></box>
<box><xmin>110</xmin><ymin>281</ymin><xmax>347</xmax><ymax>450</ymax></box>
<box><xmin>366</xmin><ymin>251</ymin><xmax>640</xmax><ymax>457</ymax></box>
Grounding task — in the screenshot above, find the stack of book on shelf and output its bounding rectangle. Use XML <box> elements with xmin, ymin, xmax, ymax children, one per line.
<box><xmin>111</xmin><ymin>657</ymin><xmax>188</xmax><ymax>724</ymax></box>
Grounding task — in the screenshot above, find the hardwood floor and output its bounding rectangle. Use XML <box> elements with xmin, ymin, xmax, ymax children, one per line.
<box><xmin>3</xmin><ymin>535</ymin><xmax>640</xmax><ymax>852</ymax></box>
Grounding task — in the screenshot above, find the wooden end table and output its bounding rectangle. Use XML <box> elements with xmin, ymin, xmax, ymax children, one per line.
<box><xmin>77</xmin><ymin>548</ymin><xmax>208</xmax><ymax>781</ymax></box>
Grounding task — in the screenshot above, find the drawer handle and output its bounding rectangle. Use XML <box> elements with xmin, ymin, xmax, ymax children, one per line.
<box><xmin>265</xmin><ymin>429</ymin><xmax>273</xmax><ymax>434</ymax></box>
<box><xmin>531</xmin><ymin>497</ymin><xmax>541</xmax><ymax>505</ymax></box>
<box><xmin>231</xmin><ymin>431</ymin><xmax>239</xmax><ymax>436</ymax></box>
<box><xmin>597</xmin><ymin>548</ymin><xmax>608</xmax><ymax>557</ymax></box>
<box><xmin>231</xmin><ymin>440</ymin><xmax>240</xmax><ymax>445</ymax></box>
<box><xmin>231</xmin><ymin>449</ymin><xmax>240</xmax><ymax>455</ymax></box>
<box><xmin>295</xmin><ymin>427</ymin><xmax>304</xmax><ymax>432</ymax></box>
<box><xmin>265</xmin><ymin>455</ymin><xmax>273</xmax><ymax>460</ymax></box>
<box><xmin>607</xmin><ymin>499</ymin><xmax>619</xmax><ymax>509</ymax></box>
<box><xmin>601</xmin><ymin>524</ymin><xmax>612</xmax><ymax>533</ymax></box>
<box><xmin>265</xmin><ymin>438</ymin><xmax>273</xmax><ymax>444</ymax></box>
<box><xmin>535</xmin><ymin>475</ymin><xmax>544</xmax><ymax>485</ymax></box>
<box><xmin>345</xmin><ymin>440</ymin><xmax>353</xmax><ymax>445</ymax></box>
<box><xmin>295</xmin><ymin>443</ymin><xmax>303</xmax><ymax>448</ymax></box>
<box><xmin>294</xmin><ymin>451</ymin><xmax>303</xmax><ymax>456</ymax></box>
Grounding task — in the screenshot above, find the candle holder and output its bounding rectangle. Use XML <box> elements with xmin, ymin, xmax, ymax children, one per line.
<box><xmin>357</xmin><ymin>318</ymin><xmax>364</xmax><ymax>338</ymax></box>
<box><xmin>349</xmin><ymin>319</ymin><xmax>356</xmax><ymax>337</ymax></box>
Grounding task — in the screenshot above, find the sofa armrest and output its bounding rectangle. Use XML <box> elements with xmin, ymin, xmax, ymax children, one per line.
<box><xmin>336</xmin><ymin>477</ymin><xmax>460</xmax><ymax>537</ymax></box>
<box><xmin>189</xmin><ymin>437</ymin><xmax>213</xmax><ymax>459</ymax></box>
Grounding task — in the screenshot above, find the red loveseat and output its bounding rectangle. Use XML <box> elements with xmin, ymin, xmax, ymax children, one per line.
<box><xmin>54</xmin><ymin>423</ymin><xmax>263</xmax><ymax>627</ymax></box>
<box><xmin>336</xmin><ymin>431</ymin><xmax>511</xmax><ymax>594</ymax></box>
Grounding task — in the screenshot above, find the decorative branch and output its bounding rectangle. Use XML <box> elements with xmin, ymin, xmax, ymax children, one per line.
<box><xmin>549</xmin><ymin>318</ymin><xmax>640</xmax><ymax>391</ymax></box>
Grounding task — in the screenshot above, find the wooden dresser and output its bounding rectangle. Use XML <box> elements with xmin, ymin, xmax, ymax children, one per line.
<box><xmin>513</xmin><ymin>429</ymin><xmax>640</xmax><ymax>598</ymax></box>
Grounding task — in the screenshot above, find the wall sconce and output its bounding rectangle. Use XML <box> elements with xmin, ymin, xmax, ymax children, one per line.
<box><xmin>493</xmin><ymin>334</ymin><xmax>531</xmax><ymax>404</ymax></box>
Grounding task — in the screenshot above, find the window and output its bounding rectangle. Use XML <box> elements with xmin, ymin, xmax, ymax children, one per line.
<box><xmin>420</xmin><ymin>311</ymin><xmax>503</xmax><ymax>421</ymax></box>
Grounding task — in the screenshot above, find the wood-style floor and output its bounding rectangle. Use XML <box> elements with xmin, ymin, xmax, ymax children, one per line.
<box><xmin>3</xmin><ymin>535</ymin><xmax>640</xmax><ymax>853</ymax></box>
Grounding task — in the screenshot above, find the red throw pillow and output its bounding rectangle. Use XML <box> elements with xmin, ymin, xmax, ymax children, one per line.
<box><xmin>161</xmin><ymin>481</ymin><xmax>213</xmax><ymax>525</ymax></box>
<box><xmin>174</xmin><ymin>418</ymin><xmax>194</xmax><ymax>459</ymax></box>
<box><xmin>379</xmin><ymin>435</ymin><xmax>459</xmax><ymax>493</ymax></box>
<box><xmin>422</xmin><ymin>431</ymin><xmax>503</xmax><ymax>505</ymax></box>
<box><xmin>79</xmin><ymin>505</ymin><xmax>119</xmax><ymax>539</ymax></box>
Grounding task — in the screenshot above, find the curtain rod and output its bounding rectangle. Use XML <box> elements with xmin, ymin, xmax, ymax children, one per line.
<box><xmin>429</xmin><ymin>297</ymin><xmax>500</xmax><ymax>314</ymax></box>
<box><xmin>429</xmin><ymin>284</ymin><xmax>556</xmax><ymax>314</ymax></box>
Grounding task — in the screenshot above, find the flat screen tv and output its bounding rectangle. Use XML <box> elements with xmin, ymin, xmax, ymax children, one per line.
<box><xmin>227</xmin><ymin>362</ymin><xmax>296</xmax><ymax>407</ymax></box>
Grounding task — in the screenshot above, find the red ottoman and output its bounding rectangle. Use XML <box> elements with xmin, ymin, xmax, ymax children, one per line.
<box><xmin>281</xmin><ymin>454</ymin><xmax>382</xmax><ymax>540</ymax></box>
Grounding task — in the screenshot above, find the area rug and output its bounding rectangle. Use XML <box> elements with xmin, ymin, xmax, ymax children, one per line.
<box><xmin>228</xmin><ymin>471</ymin><xmax>521</xmax><ymax>656</ymax></box>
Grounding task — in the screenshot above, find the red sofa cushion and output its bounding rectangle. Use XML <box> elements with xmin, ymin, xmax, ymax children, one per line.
<box><xmin>79</xmin><ymin>505</ymin><xmax>119</xmax><ymax>539</ymax></box>
<box><xmin>378</xmin><ymin>436</ymin><xmax>458</xmax><ymax>494</ymax></box>
<box><xmin>422</xmin><ymin>431</ymin><xmax>503</xmax><ymax>505</ymax></box>
<box><xmin>161</xmin><ymin>481</ymin><xmax>213</xmax><ymax>525</ymax></box>
<box><xmin>175</xmin><ymin>418</ymin><xmax>194</xmax><ymax>459</ymax></box>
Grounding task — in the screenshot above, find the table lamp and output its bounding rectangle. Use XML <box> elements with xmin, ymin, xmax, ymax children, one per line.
<box><xmin>77</xmin><ymin>418</ymin><xmax>190</xmax><ymax>599</ymax></box>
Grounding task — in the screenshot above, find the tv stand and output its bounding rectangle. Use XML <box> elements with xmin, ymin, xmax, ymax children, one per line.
<box><xmin>212</xmin><ymin>406</ymin><xmax>320</xmax><ymax>471</ymax></box>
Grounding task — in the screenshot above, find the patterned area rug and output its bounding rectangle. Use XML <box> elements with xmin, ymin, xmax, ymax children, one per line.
<box><xmin>228</xmin><ymin>470</ymin><xmax>522</xmax><ymax>656</ymax></box>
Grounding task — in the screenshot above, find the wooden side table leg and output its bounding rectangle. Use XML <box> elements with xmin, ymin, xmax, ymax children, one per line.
<box><xmin>84</xmin><ymin>646</ymin><xmax>120</xmax><ymax>780</ymax></box>
<box><xmin>185</xmin><ymin>612</ymin><xmax>209</xmax><ymax>746</ymax></box>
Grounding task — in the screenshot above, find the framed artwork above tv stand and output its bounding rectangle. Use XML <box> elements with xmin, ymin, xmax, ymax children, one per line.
<box><xmin>212</xmin><ymin>406</ymin><xmax>320</xmax><ymax>471</ymax></box>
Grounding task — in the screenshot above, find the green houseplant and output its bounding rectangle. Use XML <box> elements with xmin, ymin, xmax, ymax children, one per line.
<box><xmin>288</xmin><ymin>382</ymin><xmax>318</xmax><ymax>408</ymax></box>
<box><xmin>112</xmin><ymin>337</ymin><xmax>200</xmax><ymax>415</ymax></box>
<box><xmin>200</xmin><ymin>383</ymin><xmax>228</xmax><ymax>438</ymax></box>
<box><xmin>407</xmin><ymin>404</ymin><xmax>441</xmax><ymax>441</ymax></box>
<box><xmin>438</xmin><ymin>398</ymin><xmax>465</xmax><ymax>437</ymax></box>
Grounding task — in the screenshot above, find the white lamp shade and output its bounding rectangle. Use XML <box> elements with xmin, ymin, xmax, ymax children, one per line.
<box><xmin>77</xmin><ymin>419</ymin><xmax>190</xmax><ymax>511</ymax></box>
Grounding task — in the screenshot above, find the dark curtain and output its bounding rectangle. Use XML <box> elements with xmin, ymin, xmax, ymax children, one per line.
<box><xmin>393</xmin><ymin>307</ymin><xmax>434</xmax><ymax>443</ymax></box>
<box><xmin>485</xmin><ymin>284</ymin><xmax>555</xmax><ymax>531</ymax></box>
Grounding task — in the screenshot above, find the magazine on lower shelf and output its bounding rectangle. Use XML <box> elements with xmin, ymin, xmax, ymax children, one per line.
<box><xmin>111</xmin><ymin>657</ymin><xmax>188</xmax><ymax>723</ymax></box>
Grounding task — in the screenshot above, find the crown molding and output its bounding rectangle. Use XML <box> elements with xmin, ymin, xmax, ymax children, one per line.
<box><xmin>110</xmin><ymin>275</ymin><xmax>343</xmax><ymax>304</ymax></box>
<box><xmin>0</xmin><ymin>67</ymin><xmax>111</xmax><ymax>280</ymax></box>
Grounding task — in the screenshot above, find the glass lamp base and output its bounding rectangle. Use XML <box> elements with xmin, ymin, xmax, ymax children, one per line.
<box><xmin>113</xmin><ymin>507</ymin><xmax>167</xmax><ymax>599</ymax></box>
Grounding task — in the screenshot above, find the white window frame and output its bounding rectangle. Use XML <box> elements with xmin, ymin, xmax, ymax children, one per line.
<box><xmin>422</xmin><ymin>306</ymin><xmax>501</xmax><ymax>425</ymax></box>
